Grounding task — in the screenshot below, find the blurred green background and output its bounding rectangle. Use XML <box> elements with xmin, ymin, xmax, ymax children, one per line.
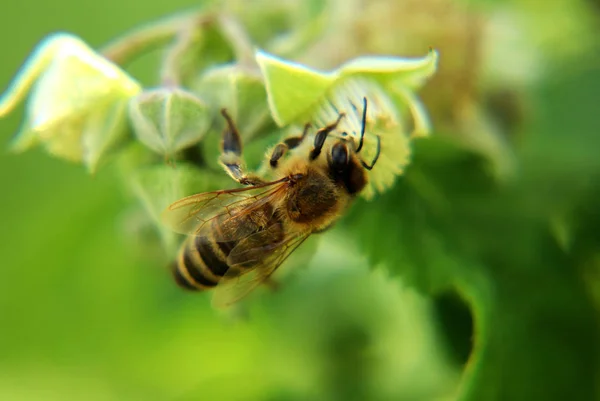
<box><xmin>0</xmin><ymin>1</ymin><xmax>599</xmax><ymax>400</ymax></box>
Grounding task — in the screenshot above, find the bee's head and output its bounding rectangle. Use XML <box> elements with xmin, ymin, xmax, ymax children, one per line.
<box><xmin>308</xmin><ymin>97</ymin><xmax>381</xmax><ymax>195</ymax></box>
<box><xmin>326</xmin><ymin>136</ymin><xmax>379</xmax><ymax>195</ymax></box>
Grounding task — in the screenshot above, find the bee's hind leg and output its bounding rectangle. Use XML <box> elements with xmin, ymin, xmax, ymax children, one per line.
<box><xmin>219</xmin><ymin>109</ymin><xmax>265</xmax><ymax>186</ymax></box>
<box><xmin>268</xmin><ymin>123</ymin><xmax>312</xmax><ymax>168</ymax></box>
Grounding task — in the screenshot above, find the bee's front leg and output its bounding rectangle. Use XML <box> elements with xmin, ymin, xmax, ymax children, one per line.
<box><xmin>219</xmin><ymin>108</ymin><xmax>265</xmax><ymax>186</ymax></box>
<box><xmin>268</xmin><ymin>123</ymin><xmax>312</xmax><ymax>168</ymax></box>
<box><xmin>309</xmin><ymin>112</ymin><xmax>345</xmax><ymax>161</ymax></box>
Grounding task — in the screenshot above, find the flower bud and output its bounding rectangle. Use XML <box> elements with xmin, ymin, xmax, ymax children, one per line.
<box><xmin>128</xmin><ymin>87</ymin><xmax>210</xmax><ymax>158</ymax></box>
<box><xmin>192</xmin><ymin>64</ymin><xmax>270</xmax><ymax>140</ymax></box>
<box><xmin>0</xmin><ymin>33</ymin><xmax>142</xmax><ymax>172</ymax></box>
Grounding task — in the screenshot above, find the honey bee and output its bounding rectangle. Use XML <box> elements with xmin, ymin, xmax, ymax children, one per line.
<box><xmin>162</xmin><ymin>98</ymin><xmax>380</xmax><ymax>308</ymax></box>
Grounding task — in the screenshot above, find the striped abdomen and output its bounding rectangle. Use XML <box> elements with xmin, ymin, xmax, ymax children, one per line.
<box><xmin>172</xmin><ymin>202</ymin><xmax>284</xmax><ymax>290</ymax></box>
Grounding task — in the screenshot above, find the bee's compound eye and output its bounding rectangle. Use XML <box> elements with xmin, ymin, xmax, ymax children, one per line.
<box><xmin>331</xmin><ymin>142</ymin><xmax>349</xmax><ymax>170</ymax></box>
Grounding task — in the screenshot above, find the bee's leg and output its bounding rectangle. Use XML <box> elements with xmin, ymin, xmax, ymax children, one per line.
<box><xmin>309</xmin><ymin>113</ymin><xmax>345</xmax><ymax>160</ymax></box>
<box><xmin>219</xmin><ymin>109</ymin><xmax>265</xmax><ymax>186</ymax></box>
<box><xmin>269</xmin><ymin>123</ymin><xmax>311</xmax><ymax>168</ymax></box>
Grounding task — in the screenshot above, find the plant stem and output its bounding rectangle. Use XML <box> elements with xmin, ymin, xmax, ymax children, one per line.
<box><xmin>100</xmin><ymin>10</ymin><xmax>209</xmax><ymax>66</ymax></box>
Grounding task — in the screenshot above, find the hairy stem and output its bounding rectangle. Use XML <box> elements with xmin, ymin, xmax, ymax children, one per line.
<box><xmin>100</xmin><ymin>10</ymin><xmax>210</xmax><ymax>66</ymax></box>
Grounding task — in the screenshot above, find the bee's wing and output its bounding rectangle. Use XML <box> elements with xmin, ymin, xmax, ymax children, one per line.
<box><xmin>161</xmin><ymin>177</ymin><xmax>289</xmax><ymax>239</ymax></box>
<box><xmin>211</xmin><ymin>228</ymin><xmax>310</xmax><ymax>309</ymax></box>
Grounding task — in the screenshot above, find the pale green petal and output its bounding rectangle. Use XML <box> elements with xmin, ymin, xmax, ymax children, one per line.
<box><xmin>25</xmin><ymin>40</ymin><xmax>139</xmax><ymax>132</ymax></box>
<box><xmin>391</xmin><ymin>85</ymin><xmax>432</xmax><ymax>138</ymax></box>
<box><xmin>257</xmin><ymin>49</ymin><xmax>437</xmax><ymax>127</ymax></box>
<box><xmin>10</xmin><ymin>119</ymin><xmax>40</xmax><ymax>153</ymax></box>
<box><xmin>256</xmin><ymin>50</ymin><xmax>336</xmax><ymax>126</ymax></box>
<box><xmin>82</xmin><ymin>99</ymin><xmax>131</xmax><ymax>172</ymax></box>
<box><xmin>129</xmin><ymin>88</ymin><xmax>210</xmax><ymax>157</ymax></box>
<box><xmin>1</xmin><ymin>32</ymin><xmax>141</xmax><ymax>169</ymax></box>
<box><xmin>16</xmin><ymin>99</ymin><xmax>131</xmax><ymax>171</ymax></box>
<box><xmin>39</xmin><ymin>123</ymin><xmax>85</xmax><ymax>162</ymax></box>
<box><xmin>338</xmin><ymin>49</ymin><xmax>439</xmax><ymax>89</ymax></box>
<box><xmin>0</xmin><ymin>33</ymin><xmax>72</xmax><ymax>117</ymax></box>
<box><xmin>1</xmin><ymin>33</ymin><xmax>140</xmax><ymax>123</ymax></box>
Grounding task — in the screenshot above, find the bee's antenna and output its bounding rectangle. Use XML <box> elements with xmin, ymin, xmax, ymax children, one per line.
<box><xmin>360</xmin><ymin>135</ymin><xmax>381</xmax><ymax>171</ymax></box>
<box><xmin>356</xmin><ymin>97</ymin><xmax>368</xmax><ymax>153</ymax></box>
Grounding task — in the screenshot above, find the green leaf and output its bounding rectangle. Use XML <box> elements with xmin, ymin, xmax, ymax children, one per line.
<box><xmin>128</xmin><ymin>88</ymin><xmax>211</xmax><ymax>157</ymax></box>
<box><xmin>260</xmin><ymin>248</ymin><xmax>460</xmax><ymax>401</ymax></box>
<box><xmin>459</xmin><ymin>264</ymin><xmax>598</xmax><ymax>401</ymax></box>
<box><xmin>343</xmin><ymin>131</ymin><xmax>599</xmax><ymax>400</ymax></box>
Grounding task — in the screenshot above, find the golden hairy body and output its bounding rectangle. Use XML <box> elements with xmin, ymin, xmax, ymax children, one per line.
<box><xmin>162</xmin><ymin>98</ymin><xmax>380</xmax><ymax>308</ymax></box>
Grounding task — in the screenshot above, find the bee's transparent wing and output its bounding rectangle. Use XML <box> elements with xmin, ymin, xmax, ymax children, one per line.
<box><xmin>161</xmin><ymin>177</ymin><xmax>289</xmax><ymax>240</ymax></box>
<box><xmin>211</xmin><ymin>228</ymin><xmax>310</xmax><ymax>309</ymax></box>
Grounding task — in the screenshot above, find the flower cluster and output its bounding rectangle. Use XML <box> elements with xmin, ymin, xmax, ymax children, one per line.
<box><xmin>0</xmin><ymin>11</ymin><xmax>437</xmax><ymax>252</ymax></box>
<box><xmin>0</xmin><ymin>12</ymin><xmax>437</xmax><ymax>198</ymax></box>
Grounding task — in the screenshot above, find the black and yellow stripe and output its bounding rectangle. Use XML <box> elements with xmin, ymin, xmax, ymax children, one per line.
<box><xmin>171</xmin><ymin>202</ymin><xmax>284</xmax><ymax>291</ymax></box>
<box><xmin>173</xmin><ymin>232</ymin><xmax>230</xmax><ymax>290</ymax></box>
<box><xmin>173</xmin><ymin>246</ymin><xmax>216</xmax><ymax>290</ymax></box>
